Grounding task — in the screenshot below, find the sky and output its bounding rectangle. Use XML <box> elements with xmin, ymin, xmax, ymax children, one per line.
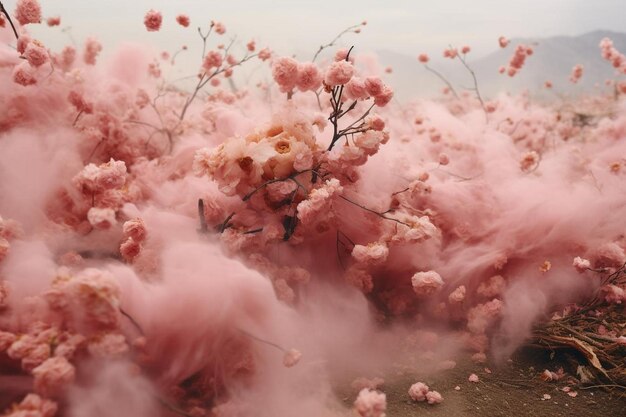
<box><xmin>24</xmin><ymin>0</ymin><xmax>626</xmax><ymax>59</ymax></box>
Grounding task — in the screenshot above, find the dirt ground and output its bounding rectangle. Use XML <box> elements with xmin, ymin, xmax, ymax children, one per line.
<box><xmin>336</xmin><ymin>347</ymin><xmax>626</xmax><ymax>417</ymax></box>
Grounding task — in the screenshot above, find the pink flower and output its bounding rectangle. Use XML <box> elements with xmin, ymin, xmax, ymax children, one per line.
<box><xmin>468</xmin><ymin>373</ymin><xmax>479</xmax><ymax>383</ymax></box>
<box><xmin>364</xmin><ymin>76</ymin><xmax>384</xmax><ymax>97</ymax></box>
<box><xmin>354</xmin><ymin>389</ymin><xmax>386</xmax><ymax>417</ymax></box>
<box><xmin>272</xmin><ymin>56</ymin><xmax>299</xmax><ymax>92</ymax></box>
<box><xmin>87</xmin><ymin>333</ymin><xmax>129</xmax><ymax>358</ymax></box>
<box><xmin>498</xmin><ymin>36</ymin><xmax>510</xmax><ymax>48</ymax></box>
<box><xmin>366</xmin><ymin>115</ymin><xmax>385</xmax><ymax>131</ymax></box>
<box><xmin>411</xmin><ymin>271</ymin><xmax>444</xmax><ymax>296</ymax></box>
<box><xmin>123</xmin><ymin>218</ymin><xmax>147</xmax><ymax>242</ymax></box>
<box><xmin>283</xmin><ymin>348</ymin><xmax>302</xmax><ymax>367</ymax></box>
<box><xmin>334</xmin><ymin>48</ymin><xmax>355</xmax><ymax>63</ymax></box>
<box><xmin>87</xmin><ymin>207</ymin><xmax>116</xmax><ymax>229</ymax></box>
<box><xmin>120</xmin><ymin>237</ymin><xmax>141</xmax><ymax>262</ymax></box>
<box><xmin>32</xmin><ymin>356</ymin><xmax>76</xmax><ymax>397</ymax></box>
<box><xmin>426</xmin><ymin>391</ymin><xmax>443</xmax><ymax>404</ymax></box>
<box><xmin>438</xmin><ymin>153</ymin><xmax>450</xmax><ymax>165</ymax></box>
<box><xmin>258</xmin><ymin>48</ymin><xmax>272</xmax><ymax>61</ymax></box>
<box><xmin>418</xmin><ymin>53</ymin><xmax>429</xmax><ymax>63</ymax></box>
<box><xmin>46</xmin><ymin>16</ymin><xmax>60</xmax><ymax>26</ymax></box>
<box><xmin>569</xmin><ymin>64</ymin><xmax>583</xmax><ymax>83</ymax></box>
<box><xmin>7</xmin><ymin>394</ymin><xmax>57</xmax><ymax>417</ymax></box>
<box><xmin>573</xmin><ymin>256</ymin><xmax>590</xmax><ymax>273</ymax></box>
<box><xmin>12</xmin><ymin>62</ymin><xmax>37</xmax><ymax>86</ymax></box>
<box><xmin>15</xmin><ymin>0</ymin><xmax>42</xmax><ymax>25</ymax></box>
<box><xmin>448</xmin><ymin>285</ymin><xmax>466</xmax><ymax>303</ymax></box>
<box><xmin>212</xmin><ymin>21</ymin><xmax>226</xmax><ymax>35</ymax></box>
<box><xmin>68</xmin><ymin>90</ymin><xmax>93</xmax><ymax>114</ymax></box>
<box><xmin>374</xmin><ymin>86</ymin><xmax>394</xmax><ymax>107</ymax></box>
<box><xmin>203</xmin><ymin>51</ymin><xmax>223</xmax><ymax>72</ymax></box>
<box><xmin>144</xmin><ymin>9</ymin><xmax>162</xmax><ymax>32</ymax></box>
<box><xmin>467</xmin><ymin>299</ymin><xmax>503</xmax><ymax>334</ymax></box>
<box><xmin>324</xmin><ymin>60</ymin><xmax>354</xmax><ymax>86</ymax></box>
<box><xmin>296</xmin><ymin>62</ymin><xmax>322</xmax><ymax>92</ymax></box>
<box><xmin>352</xmin><ymin>242</ymin><xmax>390</xmax><ymax>266</ymax></box>
<box><xmin>176</xmin><ymin>14</ymin><xmax>190</xmax><ymax>27</ymax></box>
<box><xmin>83</xmin><ymin>37</ymin><xmax>103</xmax><ymax>65</ymax></box>
<box><xmin>443</xmin><ymin>48</ymin><xmax>458</xmax><ymax>59</ymax></box>
<box><xmin>461</xmin><ymin>45</ymin><xmax>471</xmax><ymax>54</ymax></box>
<box><xmin>477</xmin><ymin>275</ymin><xmax>505</xmax><ymax>298</ymax></box>
<box><xmin>246</xmin><ymin>40</ymin><xmax>256</xmax><ymax>52</ymax></box>
<box><xmin>344</xmin><ymin>77</ymin><xmax>369</xmax><ymax>100</ymax></box>
<box><xmin>408</xmin><ymin>382</ymin><xmax>429</xmax><ymax>402</ymax></box>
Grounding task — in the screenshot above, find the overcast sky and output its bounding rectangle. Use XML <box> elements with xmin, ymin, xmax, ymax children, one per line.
<box><xmin>25</xmin><ymin>0</ymin><xmax>626</xmax><ymax>60</ymax></box>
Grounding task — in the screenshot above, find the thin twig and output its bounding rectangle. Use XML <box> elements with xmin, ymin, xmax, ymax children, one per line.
<box><xmin>0</xmin><ymin>1</ymin><xmax>19</xmax><ymax>40</ymax></box>
<box><xmin>423</xmin><ymin>64</ymin><xmax>459</xmax><ymax>99</ymax></box>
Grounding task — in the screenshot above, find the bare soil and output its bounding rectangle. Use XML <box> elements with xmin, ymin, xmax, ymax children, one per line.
<box><xmin>336</xmin><ymin>347</ymin><xmax>626</xmax><ymax>417</ymax></box>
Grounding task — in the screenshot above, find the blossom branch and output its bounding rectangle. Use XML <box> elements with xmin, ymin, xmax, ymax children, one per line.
<box><xmin>0</xmin><ymin>1</ymin><xmax>19</xmax><ymax>40</ymax></box>
<box><xmin>312</xmin><ymin>22</ymin><xmax>364</xmax><ymax>62</ymax></box>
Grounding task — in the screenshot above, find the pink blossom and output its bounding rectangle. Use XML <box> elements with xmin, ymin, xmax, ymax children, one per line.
<box><xmin>467</xmin><ymin>299</ymin><xmax>503</xmax><ymax>334</ymax></box>
<box><xmin>32</xmin><ymin>356</ymin><xmax>76</xmax><ymax>397</ymax></box>
<box><xmin>87</xmin><ymin>333</ymin><xmax>129</xmax><ymax>358</ymax></box>
<box><xmin>569</xmin><ymin>64</ymin><xmax>583</xmax><ymax>83</ymax></box>
<box><xmin>123</xmin><ymin>218</ymin><xmax>147</xmax><ymax>242</ymax></box>
<box><xmin>13</xmin><ymin>62</ymin><xmax>37</xmax><ymax>86</ymax></box>
<box><xmin>364</xmin><ymin>76</ymin><xmax>384</xmax><ymax>97</ymax></box>
<box><xmin>408</xmin><ymin>382</ymin><xmax>429</xmax><ymax>402</ymax></box>
<box><xmin>477</xmin><ymin>275</ymin><xmax>505</xmax><ymax>298</ymax></box>
<box><xmin>366</xmin><ymin>115</ymin><xmax>385</xmax><ymax>131</ymax></box>
<box><xmin>352</xmin><ymin>242</ymin><xmax>390</xmax><ymax>265</ymax></box>
<box><xmin>272</xmin><ymin>56</ymin><xmax>299</xmax><ymax>92</ymax></box>
<box><xmin>282</xmin><ymin>348</ymin><xmax>302</xmax><ymax>367</ymax></box>
<box><xmin>438</xmin><ymin>153</ymin><xmax>450</xmax><ymax>165</ymax></box>
<box><xmin>68</xmin><ymin>90</ymin><xmax>93</xmax><ymax>114</ymax></box>
<box><xmin>599</xmin><ymin>38</ymin><xmax>626</xmax><ymax>74</ymax></box>
<box><xmin>461</xmin><ymin>45</ymin><xmax>471</xmax><ymax>54</ymax></box>
<box><xmin>468</xmin><ymin>373</ymin><xmax>479</xmax><ymax>383</ymax></box>
<box><xmin>498</xmin><ymin>36</ymin><xmax>510</xmax><ymax>48</ymax></box>
<box><xmin>324</xmin><ymin>60</ymin><xmax>354</xmax><ymax>86</ymax></box>
<box><xmin>418</xmin><ymin>53</ymin><xmax>429</xmax><ymax>63</ymax></box>
<box><xmin>203</xmin><ymin>51</ymin><xmax>223</xmax><ymax>72</ymax></box>
<box><xmin>144</xmin><ymin>9</ymin><xmax>162</xmax><ymax>32</ymax></box>
<box><xmin>212</xmin><ymin>21</ymin><xmax>226</xmax><ymax>35</ymax></box>
<box><xmin>334</xmin><ymin>48</ymin><xmax>355</xmax><ymax>63</ymax></box>
<box><xmin>426</xmin><ymin>391</ymin><xmax>443</xmax><ymax>404</ymax></box>
<box><xmin>74</xmin><ymin>158</ymin><xmax>127</xmax><ymax>194</ymax></box>
<box><xmin>443</xmin><ymin>48</ymin><xmax>458</xmax><ymax>59</ymax></box>
<box><xmin>344</xmin><ymin>77</ymin><xmax>369</xmax><ymax>100</ymax></box>
<box><xmin>15</xmin><ymin>0</ymin><xmax>42</xmax><ymax>25</ymax></box>
<box><xmin>120</xmin><ymin>237</ymin><xmax>141</xmax><ymax>262</ymax></box>
<box><xmin>354</xmin><ymin>389</ymin><xmax>386</xmax><ymax>417</ymax></box>
<box><xmin>602</xmin><ymin>284</ymin><xmax>625</xmax><ymax>304</ymax></box>
<box><xmin>540</xmin><ymin>368</ymin><xmax>564</xmax><ymax>382</ymax></box>
<box><xmin>573</xmin><ymin>256</ymin><xmax>590</xmax><ymax>273</ymax></box>
<box><xmin>297</xmin><ymin>179</ymin><xmax>343</xmax><ymax>225</ymax></box>
<box><xmin>258</xmin><ymin>48</ymin><xmax>272</xmax><ymax>61</ymax></box>
<box><xmin>83</xmin><ymin>38</ymin><xmax>103</xmax><ymax>65</ymax></box>
<box><xmin>46</xmin><ymin>16</ymin><xmax>60</xmax><ymax>27</ymax></box>
<box><xmin>296</xmin><ymin>62</ymin><xmax>322</xmax><ymax>92</ymax></box>
<box><xmin>6</xmin><ymin>394</ymin><xmax>57</xmax><ymax>417</ymax></box>
<box><xmin>411</xmin><ymin>271</ymin><xmax>444</xmax><ymax>296</ymax></box>
<box><xmin>176</xmin><ymin>14</ymin><xmax>190</xmax><ymax>27</ymax></box>
<box><xmin>374</xmin><ymin>86</ymin><xmax>394</xmax><ymax>107</ymax></box>
<box><xmin>520</xmin><ymin>150</ymin><xmax>540</xmax><ymax>172</ymax></box>
<box><xmin>87</xmin><ymin>207</ymin><xmax>116</xmax><ymax>229</ymax></box>
<box><xmin>448</xmin><ymin>285</ymin><xmax>466</xmax><ymax>303</ymax></box>
<box><xmin>246</xmin><ymin>40</ymin><xmax>256</xmax><ymax>52</ymax></box>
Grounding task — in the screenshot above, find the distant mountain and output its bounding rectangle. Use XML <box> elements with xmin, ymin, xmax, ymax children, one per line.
<box><xmin>378</xmin><ymin>30</ymin><xmax>626</xmax><ymax>100</ymax></box>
